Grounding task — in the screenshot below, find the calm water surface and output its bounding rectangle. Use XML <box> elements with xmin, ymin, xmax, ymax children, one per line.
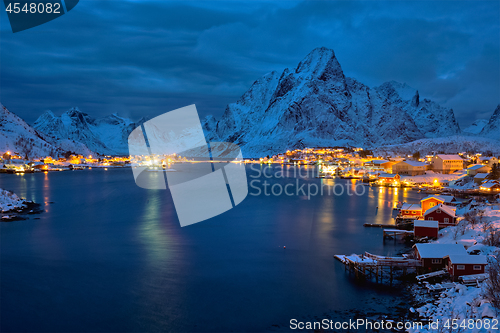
<box><xmin>0</xmin><ymin>165</ymin><xmax>426</xmax><ymax>332</ymax></box>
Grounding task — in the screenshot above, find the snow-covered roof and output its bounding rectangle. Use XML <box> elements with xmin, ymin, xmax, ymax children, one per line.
<box><xmin>398</xmin><ymin>160</ymin><xmax>428</xmax><ymax>167</ymax></box>
<box><xmin>378</xmin><ymin>173</ymin><xmax>398</xmax><ymax>178</ymax></box>
<box><xmin>401</xmin><ymin>203</ymin><xmax>421</xmax><ymax>211</ymax></box>
<box><xmin>481</xmin><ymin>182</ymin><xmax>500</xmax><ymax>189</ymax></box>
<box><xmin>415</xmin><ymin>243</ymin><xmax>467</xmax><ymax>259</ymax></box>
<box><xmin>467</xmin><ymin>164</ymin><xmax>490</xmax><ymax>170</ymax></box>
<box><xmin>421</xmin><ymin>195</ymin><xmax>455</xmax><ymax>203</ymax></box>
<box><xmin>414</xmin><ymin>220</ymin><xmax>439</xmax><ymax>228</ymax></box>
<box><xmin>424</xmin><ymin>204</ymin><xmax>456</xmax><ymax>217</ymax></box>
<box><xmin>479</xmin><ymin>156</ymin><xmax>497</xmax><ymax>161</ymax></box>
<box><xmin>474</xmin><ymin>173</ymin><xmax>490</xmax><ymax>179</ymax></box>
<box><xmin>436</xmin><ymin>154</ymin><xmax>463</xmax><ymax>161</ymax></box>
<box><xmin>446</xmin><ymin>255</ymin><xmax>488</xmax><ymax>265</ymax></box>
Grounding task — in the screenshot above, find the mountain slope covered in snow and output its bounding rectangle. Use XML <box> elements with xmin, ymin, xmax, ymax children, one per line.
<box><xmin>480</xmin><ymin>105</ymin><xmax>500</xmax><ymax>140</ymax></box>
<box><xmin>206</xmin><ymin>47</ymin><xmax>462</xmax><ymax>157</ymax></box>
<box><xmin>34</xmin><ymin>108</ymin><xmax>146</xmax><ymax>155</ymax></box>
<box><xmin>375</xmin><ymin>135</ymin><xmax>500</xmax><ymax>156</ymax></box>
<box><xmin>463</xmin><ymin>119</ymin><xmax>489</xmax><ymax>135</ymax></box>
<box><xmin>0</xmin><ymin>104</ymin><xmax>93</xmax><ymax>158</ymax></box>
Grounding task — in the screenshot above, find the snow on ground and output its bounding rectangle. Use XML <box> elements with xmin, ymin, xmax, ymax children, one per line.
<box><xmin>450</xmin><ymin>176</ymin><xmax>479</xmax><ymax>190</ymax></box>
<box><xmin>0</xmin><ymin>188</ymin><xmax>27</xmax><ymax>213</ymax></box>
<box><xmin>376</xmin><ymin>136</ymin><xmax>500</xmax><ymax>156</ymax></box>
<box><xmin>402</xmin><ymin>171</ymin><xmax>466</xmax><ymax>184</ymax></box>
<box><xmin>409</xmin><ymin>202</ymin><xmax>500</xmax><ymax>332</ymax></box>
<box><xmin>410</xmin><ymin>284</ymin><xmax>498</xmax><ymax>333</ymax></box>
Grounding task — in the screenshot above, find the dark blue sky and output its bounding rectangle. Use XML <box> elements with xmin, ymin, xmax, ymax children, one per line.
<box><xmin>1</xmin><ymin>0</ymin><xmax>499</xmax><ymax>127</ymax></box>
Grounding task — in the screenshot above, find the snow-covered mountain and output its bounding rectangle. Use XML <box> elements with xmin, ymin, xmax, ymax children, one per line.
<box><xmin>34</xmin><ymin>108</ymin><xmax>146</xmax><ymax>155</ymax></box>
<box><xmin>480</xmin><ymin>105</ymin><xmax>500</xmax><ymax>140</ymax></box>
<box><xmin>463</xmin><ymin>119</ymin><xmax>489</xmax><ymax>135</ymax></box>
<box><xmin>0</xmin><ymin>104</ymin><xmax>93</xmax><ymax>158</ymax></box>
<box><xmin>206</xmin><ymin>47</ymin><xmax>462</xmax><ymax>157</ymax></box>
<box><xmin>375</xmin><ymin>135</ymin><xmax>500</xmax><ymax>156</ymax></box>
<box><xmin>10</xmin><ymin>47</ymin><xmax>494</xmax><ymax>158</ymax></box>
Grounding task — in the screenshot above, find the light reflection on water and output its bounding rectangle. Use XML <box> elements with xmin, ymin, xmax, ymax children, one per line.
<box><xmin>0</xmin><ymin>166</ymin><xmax>427</xmax><ymax>332</ymax></box>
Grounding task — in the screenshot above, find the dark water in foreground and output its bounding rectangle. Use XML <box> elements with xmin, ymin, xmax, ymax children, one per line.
<box><xmin>1</xmin><ymin>165</ymin><xmax>426</xmax><ymax>332</ymax></box>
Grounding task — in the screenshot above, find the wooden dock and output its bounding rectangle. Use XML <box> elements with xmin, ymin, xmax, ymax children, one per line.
<box><xmin>334</xmin><ymin>252</ymin><xmax>422</xmax><ymax>284</ymax></box>
<box><xmin>383</xmin><ymin>229</ymin><xmax>413</xmax><ymax>239</ymax></box>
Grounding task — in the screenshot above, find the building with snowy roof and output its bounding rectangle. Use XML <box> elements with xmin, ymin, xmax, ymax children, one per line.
<box><xmin>430</xmin><ymin>155</ymin><xmax>464</xmax><ymax>174</ymax></box>
<box><xmin>414</xmin><ymin>243</ymin><xmax>467</xmax><ymax>271</ymax></box>
<box><xmin>445</xmin><ymin>254</ymin><xmax>488</xmax><ymax>280</ymax></box>
<box><xmin>467</xmin><ymin>164</ymin><xmax>491</xmax><ymax>176</ymax></box>
<box><xmin>392</xmin><ymin>160</ymin><xmax>428</xmax><ymax>176</ymax></box>
<box><xmin>423</xmin><ymin>203</ymin><xmax>457</xmax><ymax>228</ymax></box>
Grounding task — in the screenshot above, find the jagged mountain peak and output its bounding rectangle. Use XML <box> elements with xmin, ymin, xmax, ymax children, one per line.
<box><xmin>480</xmin><ymin>104</ymin><xmax>500</xmax><ymax>140</ymax></box>
<box><xmin>0</xmin><ymin>104</ymin><xmax>94</xmax><ymax>158</ymax></box>
<box><xmin>207</xmin><ymin>47</ymin><xmax>464</xmax><ymax>156</ymax></box>
<box><xmin>32</xmin><ymin>108</ymin><xmax>142</xmax><ymax>155</ymax></box>
<box><xmin>463</xmin><ymin>118</ymin><xmax>489</xmax><ymax>135</ymax></box>
<box><xmin>63</xmin><ymin>107</ymin><xmax>85</xmax><ymax>117</ymax></box>
<box><xmin>34</xmin><ymin>110</ymin><xmax>56</xmax><ymax>125</ymax></box>
<box><xmin>295</xmin><ymin>47</ymin><xmax>344</xmax><ymax>83</ymax></box>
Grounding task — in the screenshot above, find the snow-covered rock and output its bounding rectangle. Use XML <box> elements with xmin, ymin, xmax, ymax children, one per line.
<box><xmin>463</xmin><ymin>119</ymin><xmax>489</xmax><ymax>135</ymax></box>
<box><xmin>34</xmin><ymin>108</ymin><xmax>145</xmax><ymax>155</ymax></box>
<box><xmin>0</xmin><ymin>188</ymin><xmax>27</xmax><ymax>213</ymax></box>
<box><xmin>375</xmin><ymin>135</ymin><xmax>500</xmax><ymax>156</ymax></box>
<box><xmin>0</xmin><ymin>104</ymin><xmax>93</xmax><ymax>158</ymax></box>
<box><xmin>207</xmin><ymin>47</ymin><xmax>462</xmax><ymax>157</ymax></box>
<box><xmin>480</xmin><ymin>105</ymin><xmax>500</xmax><ymax>140</ymax></box>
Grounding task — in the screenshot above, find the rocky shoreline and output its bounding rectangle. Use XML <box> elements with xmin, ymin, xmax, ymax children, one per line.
<box><xmin>1</xmin><ymin>188</ymin><xmax>43</xmax><ymax>221</ymax></box>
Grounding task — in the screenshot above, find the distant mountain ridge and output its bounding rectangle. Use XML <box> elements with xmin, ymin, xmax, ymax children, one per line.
<box><xmin>463</xmin><ymin>119</ymin><xmax>489</xmax><ymax>135</ymax></box>
<box><xmin>4</xmin><ymin>47</ymin><xmax>499</xmax><ymax>158</ymax></box>
<box><xmin>33</xmin><ymin>108</ymin><xmax>148</xmax><ymax>155</ymax></box>
<box><xmin>0</xmin><ymin>104</ymin><xmax>93</xmax><ymax>158</ymax></box>
<box><xmin>204</xmin><ymin>47</ymin><xmax>463</xmax><ymax>156</ymax></box>
<box><xmin>480</xmin><ymin>105</ymin><xmax>500</xmax><ymax>140</ymax></box>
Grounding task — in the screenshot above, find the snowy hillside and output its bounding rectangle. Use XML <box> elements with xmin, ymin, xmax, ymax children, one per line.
<box><xmin>9</xmin><ymin>47</ymin><xmax>495</xmax><ymax>158</ymax></box>
<box><xmin>206</xmin><ymin>47</ymin><xmax>462</xmax><ymax>157</ymax></box>
<box><xmin>0</xmin><ymin>104</ymin><xmax>93</xmax><ymax>158</ymax></box>
<box><xmin>0</xmin><ymin>188</ymin><xmax>27</xmax><ymax>213</ymax></box>
<box><xmin>463</xmin><ymin>119</ymin><xmax>489</xmax><ymax>135</ymax></box>
<box><xmin>34</xmin><ymin>108</ymin><xmax>146</xmax><ymax>155</ymax></box>
<box><xmin>375</xmin><ymin>135</ymin><xmax>500</xmax><ymax>156</ymax></box>
<box><xmin>480</xmin><ymin>105</ymin><xmax>500</xmax><ymax>140</ymax></box>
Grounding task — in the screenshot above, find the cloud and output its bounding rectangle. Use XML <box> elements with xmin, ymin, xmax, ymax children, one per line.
<box><xmin>0</xmin><ymin>0</ymin><xmax>498</xmax><ymax>128</ymax></box>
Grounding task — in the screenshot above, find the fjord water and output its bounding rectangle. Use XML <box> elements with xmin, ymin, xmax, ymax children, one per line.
<box><xmin>0</xmin><ymin>165</ymin><xmax>425</xmax><ymax>332</ymax></box>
